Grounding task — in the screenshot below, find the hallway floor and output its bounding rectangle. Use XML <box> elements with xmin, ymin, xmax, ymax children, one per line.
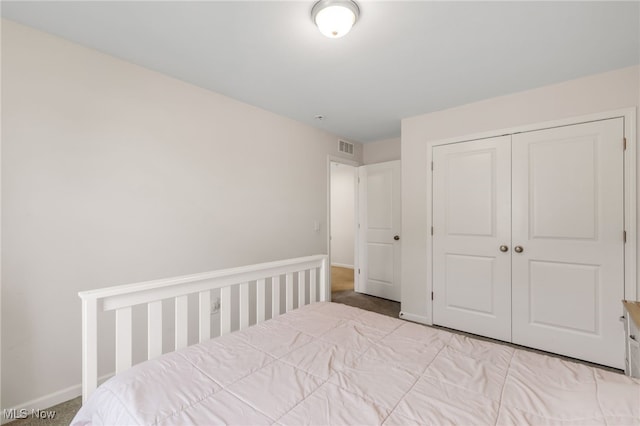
<box><xmin>331</xmin><ymin>266</ymin><xmax>401</xmax><ymax>318</ymax></box>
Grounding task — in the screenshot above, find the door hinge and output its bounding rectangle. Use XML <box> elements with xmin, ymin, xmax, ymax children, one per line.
<box><xmin>431</xmin><ymin>226</ymin><xmax>434</xmax><ymax>235</ymax></box>
<box><xmin>431</xmin><ymin>161</ymin><xmax>434</xmax><ymax>171</ymax></box>
<box><xmin>431</xmin><ymin>291</ymin><xmax>434</xmax><ymax>300</ymax></box>
<box><xmin>358</xmin><ymin>268</ymin><xmax>361</xmax><ymax>274</ymax></box>
<box><xmin>624</xmin><ymin>230</ymin><xmax>627</xmax><ymax>243</ymax></box>
<box><xmin>624</xmin><ymin>137</ymin><xmax>627</xmax><ymax>150</ymax></box>
<box><xmin>358</xmin><ymin>177</ymin><xmax>360</xmax><ymax>183</ymax></box>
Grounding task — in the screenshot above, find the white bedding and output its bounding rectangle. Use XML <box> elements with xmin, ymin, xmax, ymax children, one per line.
<box><xmin>73</xmin><ymin>302</ymin><xmax>640</xmax><ymax>425</ymax></box>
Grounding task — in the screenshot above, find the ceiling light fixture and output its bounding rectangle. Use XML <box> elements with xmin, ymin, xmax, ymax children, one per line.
<box><xmin>311</xmin><ymin>0</ymin><xmax>360</xmax><ymax>39</ymax></box>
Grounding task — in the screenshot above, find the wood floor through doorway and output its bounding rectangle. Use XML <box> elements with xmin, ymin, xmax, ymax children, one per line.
<box><xmin>330</xmin><ymin>266</ymin><xmax>402</xmax><ymax>318</ymax></box>
<box><xmin>331</xmin><ymin>266</ymin><xmax>354</xmax><ymax>292</ymax></box>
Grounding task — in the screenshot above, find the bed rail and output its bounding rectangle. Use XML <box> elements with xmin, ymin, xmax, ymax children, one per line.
<box><xmin>79</xmin><ymin>254</ymin><xmax>328</xmax><ymax>402</ymax></box>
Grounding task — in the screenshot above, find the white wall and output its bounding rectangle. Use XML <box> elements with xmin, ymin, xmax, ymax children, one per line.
<box><xmin>330</xmin><ymin>163</ymin><xmax>355</xmax><ymax>268</ymax></box>
<box><xmin>401</xmin><ymin>65</ymin><xmax>640</xmax><ymax>321</ymax></box>
<box><xmin>363</xmin><ymin>137</ymin><xmax>400</xmax><ymax>164</ymax></box>
<box><xmin>1</xmin><ymin>19</ymin><xmax>362</xmax><ymax>410</ymax></box>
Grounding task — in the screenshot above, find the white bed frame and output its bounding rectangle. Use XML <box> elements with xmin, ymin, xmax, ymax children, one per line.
<box><xmin>78</xmin><ymin>254</ymin><xmax>328</xmax><ymax>402</ymax></box>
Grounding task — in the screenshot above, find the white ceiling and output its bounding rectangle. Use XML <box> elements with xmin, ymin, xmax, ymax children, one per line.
<box><xmin>3</xmin><ymin>1</ymin><xmax>639</xmax><ymax>143</ymax></box>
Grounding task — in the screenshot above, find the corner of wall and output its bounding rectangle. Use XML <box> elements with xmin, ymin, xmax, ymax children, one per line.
<box><xmin>362</xmin><ymin>137</ymin><xmax>401</xmax><ymax>165</ymax></box>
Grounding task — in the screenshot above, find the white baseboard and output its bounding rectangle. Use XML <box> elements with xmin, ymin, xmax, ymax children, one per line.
<box><xmin>331</xmin><ymin>263</ymin><xmax>354</xmax><ymax>269</ymax></box>
<box><xmin>1</xmin><ymin>373</ymin><xmax>113</xmax><ymax>424</ymax></box>
<box><xmin>399</xmin><ymin>311</ymin><xmax>430</xmax><ymax>325</ymax></box>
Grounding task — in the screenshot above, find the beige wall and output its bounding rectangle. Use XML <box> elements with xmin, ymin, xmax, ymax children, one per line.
<box><xmin>1</xmin><ymin>20</ymin><xmax>361</xmax><ymax>409</ymax></box>
<box><xmin>363</xmin><ymin>137</ymin><xmax>400</xmax><ymax>164</ymax></box>
<box><xmin>330</xmin><ymin>163</ymin><xmax>356</xmax><ymax>268</ymax></box>
<box><xmin>400</xmin><ymin>65</ymin><xmax>640</xmax><ymax>322</ymax></box>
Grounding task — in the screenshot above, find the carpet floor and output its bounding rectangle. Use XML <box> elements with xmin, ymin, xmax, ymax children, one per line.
<box><xmin>331</xmin><ymin>290</ymin><xmax>401</xmax><ymax>318</ymax></box>
<box><xmin>6</xmin><ymin>396</ymin><xmax>81</xmax><ymax>426</ymax></box>
<box><xmin>330</xmin><ymin>265</ymin><xmax>401</xmax><ymax>318</ymax></box>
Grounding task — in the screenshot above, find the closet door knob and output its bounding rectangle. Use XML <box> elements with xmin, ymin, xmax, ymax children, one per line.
<box><xmin>499</xmin><ymin>245</ymin><xmax>509</xmax><ymax>252</ymax></box>
<box><xmin>514</xmin><ymin>246</ymin><xmax>524</xmax><ymax>253</ymax></box>
<box><xmin>394</xmin><ymin>235</ymin><xmax>400</xmax><ymax>241</ymax></box>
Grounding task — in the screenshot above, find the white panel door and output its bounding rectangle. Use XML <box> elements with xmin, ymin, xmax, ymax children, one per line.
<box><xmin>432</xmin><ymin>136</ymin><xmax>512</xmax><ymax>341</ymax></box>
<box><xmin>511</xmin><ymin>118</ymin><xmax>625</xmax><ymax>368</ymax></box>
<box><xmin>358</xmin><ymin>160</ymin><xmax>401</xmax><ymax>301</ymax></box>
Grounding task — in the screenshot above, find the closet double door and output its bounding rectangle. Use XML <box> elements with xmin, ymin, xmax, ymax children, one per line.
<box><xmin>432</xmin><ymin>118</ymin><xmax>625</xmax><ymax>368</ymax></box>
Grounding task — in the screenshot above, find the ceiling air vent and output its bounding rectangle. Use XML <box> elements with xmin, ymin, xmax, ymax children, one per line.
<box><xmin>339</xmin><ymin>140</ymin><xmax>354</xmax><ymax>156</ymax></box>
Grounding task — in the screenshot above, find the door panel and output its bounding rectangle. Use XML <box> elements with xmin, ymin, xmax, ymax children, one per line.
<box><xmin>358</xmin><ymin>160</ymin><xmax>401</xmax><ymax>301</ymax></box>
<box><xmin>528</xmin><ymin>261</ymin><xmax>600</xmax><ymax>334</ymax></box>
<box><xmin>528</xmin><ymin>137</ymin><xmax>597</xmax><ymax>239</ymax></box>
<box><xmin>432</xmin><ymin>136</ymin><xmax>512</xmax><ymax>341</ymax></box>
<box><xmin>367</xmin><ymin>169</ymin><xmax>393</xmax><ymax>229</ymax></box>
<box><xmin>444</xmin><ymin>254</ymin><xmax>496</xmax><ymax>315</ymax></box>
<box><xmin>511</xmin><ymin>118</ymin><xmax>624</xmax><ymax>368</ymax></box>
<box><xmin>445</xmin><ymin>150</ymin><xmax>496</xmax><ymax>237</ymax></box>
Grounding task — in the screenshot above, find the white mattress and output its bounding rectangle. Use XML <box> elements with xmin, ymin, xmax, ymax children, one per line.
<box><xmin>73</xmin><ymin>302</ymin><xmax>640</xmax><ymax>425</ymax></box>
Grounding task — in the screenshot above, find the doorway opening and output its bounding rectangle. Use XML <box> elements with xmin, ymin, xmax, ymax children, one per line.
<box><xmin>329</xmin><ymin>161</ymin><xmax>357</xmax><ymax>294</ymax></box>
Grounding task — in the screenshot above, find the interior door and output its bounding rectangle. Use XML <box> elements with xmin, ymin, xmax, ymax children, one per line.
<box><xmin>432</xmin><ymin>136</ymin><xmax>512</xmax><ymax>341</ymax></box>
<box><xmin>357</xmin><ymin>160</ymin><xmax>401</xmax><ymax>301</ymax></box>
<box><xmin>511</xmin><ymin>118</ymin><xmax>625</xmax><ymax>368</ymax></box>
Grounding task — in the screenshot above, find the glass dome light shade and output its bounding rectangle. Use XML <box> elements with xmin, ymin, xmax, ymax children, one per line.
<box><xmin>312</xmin><ymin>1</ymin><xmax>359</xmax><ymax>39</ymax></box>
